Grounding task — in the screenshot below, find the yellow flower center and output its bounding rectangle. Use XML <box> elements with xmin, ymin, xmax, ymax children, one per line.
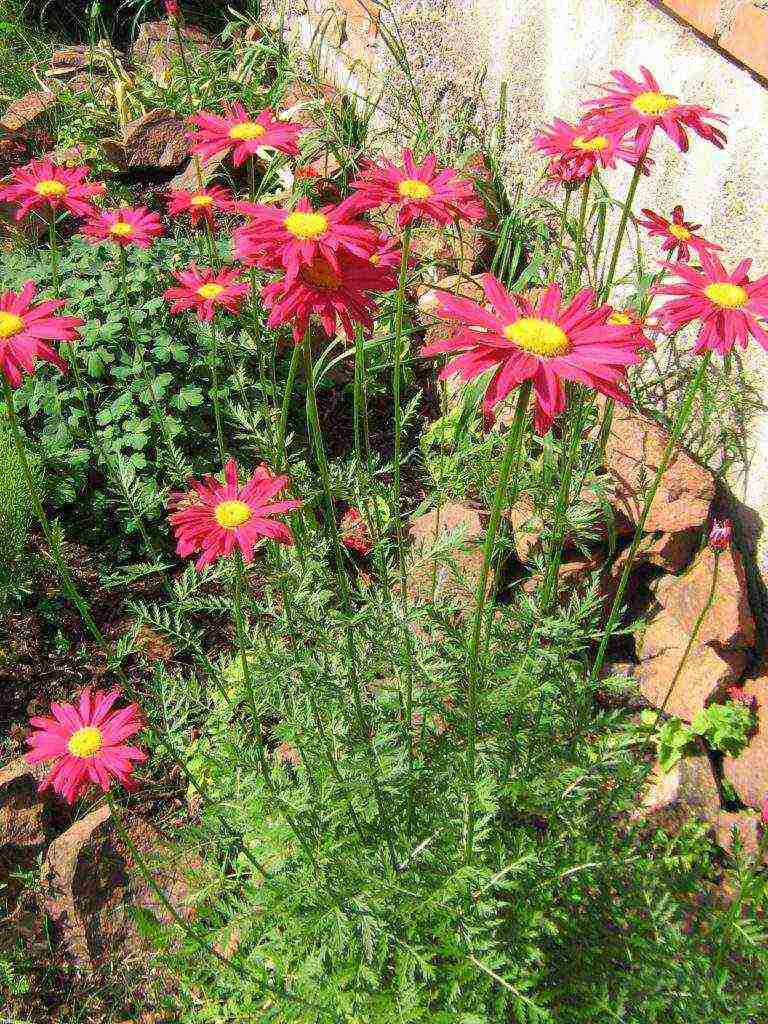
<box><xmin>190</xmin><ymin>194</ymin><xmax>214</xmax><ymax>207</ymax></box>
<box><xmin>369</xmin><ymin>252</ymin><xmax>380</xmax><ymax>265</ymax></box>
<box><xmin>704</xmin><ymin>282</ymin><xmax>748</xmax><ymax>309</ymax></box>
<box><xmin>669</xmin><ymin>223</ymin><xmax>692</xmax><ymax>240</ymax></box>
<box><xmin>229</xmin><ymin>121</ymin><xmax>266</xmax><ymax>141</ymax></box>
<box><xmin>503</xmin><ymin>317</ymin><xmax>571</xmax><ymax>357</ymax></box>
<box><xmin>573</xmin><ymin>135</ymin><xmax>609</xmax><ymax>152</ymax></box>
<box><xmin>632</xmin><ymin>91</ymin><xmax>678</xmax><ymax>117</ymax></box>
<box><xmin>197</xmin><ymin>283</ymin><xmax>225</xmax><ymax>299</ymax></box>
<box><xmin>214</xmin><ymin>499</ymin><xmax>252</xmax><ymax>529</ymax></box>
<box><xmin>397</xmin><ymin>178</ymin><xmax>433</xmax><ymax>200</ymax></box>
<box><xmin>608</xmin><ymin>311</ymin><xmax>633</xmax><ymax>326</ymax></box>
<box><xmin>283</xmin><ymin>211</ymin><xmax>329</xmax><ymax>240</ymax></box>
<box><xmin>109</xmin><ymin>221</ymin><xmax>134</xmax><ymax>237</ymax></box>
<box><xmin>67</xmin><ymin>726</ymin><xmax>103</xmax><ymax>758</ymax></box>
<box><xmin>0</xmin><ymin>312</ymin><xmax>24</xmax><ymax>339</ymax></box>
<box><xmin>34</xmin><ymin>178</ymin><xmax>68</xmax><ymax>197</ymax></box>
<box><xmin>301</xmin><ymin>259</ymin><xmax>341</xmax><ymax>290</ymax></box>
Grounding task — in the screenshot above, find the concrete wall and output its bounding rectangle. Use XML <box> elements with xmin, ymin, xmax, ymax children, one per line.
<box><xmin>280</xmin><ymin>0</ymin><xmax>768</xmax><ymax>576</ymax></box>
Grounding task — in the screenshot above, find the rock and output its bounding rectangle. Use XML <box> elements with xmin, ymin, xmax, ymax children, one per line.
<box><xmin>1</xmin><ymin>89</ymin><xmax>58</xmax><ymax>131</ymax></box>
<box><xmin>42</xmin><ymin>804</ymin><xmax>199</xmax><ymax>974</ymax></box>
<box><xmin>634</xmin><ymin>747</ymin><xmax>720</xmax><ymax>831</ymax></box>
<box><xmin>406</xmin><ymin>503</ymin><xmax>485</xmax><ymax>612</ymax></box>
<box><xmin>166</xmin><ymin>150</ymin><xmax>228</xmax><ymax>191</ymax></box>
<box><xmin>130</xmin><ymin>21</ymin><xmax>213</xmax><ymax>88</ymax></box>
<box><xmin>0</xmin><ymin>759</ymin><xmax>61</xmax><ymax>897</ymax></box>
<box><xmin>636</xmin><ymin>543</ymin><xmax>755</xmax><ymax>721</ymax></box>
<box><xmin>722</xmin><ymin>672</ymin><xmax>768</xmax><ymax>810</ymax></box>
<box><xmin>712</xmin><ymin>810</ymin><xmax>767</xmax><ymax>863</ymax></box>
<box><xmin>603</xmin><ymin>404</ymin><xmax>715</xmax><ymax>535</ymax></box>
<box><xmin>47</xmin><ymin>42</ymin><xmax>123</xmax><ymax>79</ymax></box>
<box><xmin>115</xmin><ymin>108</ymin><xmax>189</xmax><ymax>171</ymax></box>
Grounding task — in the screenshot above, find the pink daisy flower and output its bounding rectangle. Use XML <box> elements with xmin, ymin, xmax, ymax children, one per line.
<box><xmin>0</xmin><ymin>282</ymin><xmax>81</xmax><ymax>387</ymax></box>
<box><xmin>533</xmin><ymin>118</ymin><xmax>648</xmax><ymax>182</ymax></box>
<box><xmin>369</xmin><ymin>233</ymin><xmax>405</xmax><ymax>270</ymax></box>
<box><xmin>25</xmin><ymin>687</ymin><xmax>147</xmax><ymax>804</ymax></box>
<box><xmin>262</xmin><ymin>252</ymin><xmax>395</xmax><ymax>344</ymax></box>
<box><xmin>350</xmin><ymin>149</ymin><xmax>486</xmax><ymax>228</ymax></box>
<box><xmin>165</xmin><ymin>185</ymin><xmax>234</xmax><ymax>228</ymax></box>
<box><xmin>420</xmin><ymin>275</ymin><xmax>644</xmax><ymax>433</ymax></box>
<box><xmin>164</xmin><ymin>264</ymin><xmax>250</xmax><ymax>322</ymax></box>
<box><xmin>607</xmin><ymin>308</ymin><xmax>655</xmax><ymax>351</ymax></box>
<box><xmin>709</xmin><ymin>518</ymin><xmax>732</xmax><ymax>551</ymax></box>
<box><xmin>653</xmin><ymin>252</ymin><xmax>768</xmax><ymax>356</ymax></box>
<box><xmin>234</xmin><ymin>196</ymin><xmax>378</xmax><ymax>283</ymax></box>
<box><xmin>582</xmin><ymin>67</ymin><xmax>727</xmax><ymax>154</ymax></box>
<box><xmin>638</xmin><ymin>205</ymin><xmax>721</xmax><ymax>263</ymax></box>
<box><xmin>169</xmin><ymin>459</ymin><xmax>301</xmax><ymax>569</ymax></box>
<box><xmin>0</xmin><ymin>158</ymin><xmax>105</xmax><ymax>222</ymax></box>
<box><xmin>187</xmin><ymin>104</ymin><xmax>304</xmax><ymax>167</ymax></box>
<box><xmin>80</xmin><ymin>206</ymin><xmax>164</xmax><ymax>248</ymax></box>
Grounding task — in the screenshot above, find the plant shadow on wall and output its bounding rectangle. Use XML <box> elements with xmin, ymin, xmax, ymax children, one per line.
<box><xmin>1</xmin><ymin>4</ymin><xmax>768</xmax><ymax>1023</ymax></box>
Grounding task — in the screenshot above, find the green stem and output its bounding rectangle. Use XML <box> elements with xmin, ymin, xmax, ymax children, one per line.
<box><xmin>571</xmin><ymin>175</ymin><xmax>591</xmax><ymax>290</ymax></box>
<box><xmin>302</xmin><ymin>338</ymin><xmax>399</xmax><ymax>868</ymax></box>
<box><xmin>589</xmin><ymin>353</ymin><xmax>712</xmax><ymax>685</ymax></box>
<box><xmin>208</xmin><ymin>315</ymin><xmax>226</xmax><ymax>462</ymax></box>
<box><xmin>464</xmin><ymin>381</ymin><xmax>531</xmax><ymax>864</ymax></box>
<box><xmin>353</xmin><ymin>324</ymin><xmax>365</xmax><ymax>465</ymax></box>
<box><xmin>553</xmin><ymin>189</ymin><xmax>572</xmax><ymax>279</ymax></box>
<box><xmin>232</xmin><ymin>549</ymin><xmax>323</xmax><ymax>872</ymax></box>
<box><xmin>429</xmin><ymin>377</ymin><xmax>450</xmax><ymax>601</ymax></box>
<box><xmin>3</xmin><ymin>378</ymin><xmax>106</xmax><ymax>649</ymax></box>
<box><xmin>276</xmin><ymin>340</ymin><xmax>302</xmax><ymax>471</ymax></box>
<box><xmin>602</xmin><ymin>151</ymin><xmax>648</xmax><ymax>300</ymax></box>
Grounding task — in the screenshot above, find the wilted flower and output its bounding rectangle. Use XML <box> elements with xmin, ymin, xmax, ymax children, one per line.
<box><xmin>420</xmin><ymin>275</ymin><xmax>644</xmax><ymax>433</ymax></box>
<box><xmin>709</xmin><ymin>518</ymin><xmax>732</xmax><ymax>551</ymax></box>
<box><xmin>164</xmin><ymin>264</ymin><xmax>249</xmax><ymax>321</ymax></box>
<box><xmin>653</xmin><ymin>253</ymin><xmax>768</xmax><ymax>356</ymax></box>
<box><xmin>0</xmin><ymin>158</ymin><xmax>105</xmax><ymax>221</ymax></box>
<box><xmin>341</xmin><ymin>507</ymin><xmax>373</xmax><ymax>555</ymax></box>
<box><xmin>0</xmin><ymin>282</ymin><xmax>81</xmax><ymax>387</ymax></box>
<box><xmin>169</xmin><ymin>459</ymin><xmax>301</xmax><ymax>568</ymax></box>
<box><xmin>350</xmin><ymin>149</ymin><xmax>486</xmax><ymax>227</ymax></box>
<box><xmin>638</xmin><ymin>205</ymin><xmax>721</xmax><ymax>263</ymax></box>
<box><xmin>262</xmin><ymin>252</ymin><xmax>395</xmax><ymax>343</ymax></box>
<box><xmin>582</xmin><ymin>67</ymin><xmax>727</xmax><ymax>153</ymax></box>
<box><xmin>25</xmin><ymin>687</ymin><xmax>146</xmax><ymax>804</ymax></box>
<box><xmin>533</xmin><ymin>118</ymin><xmax>648</xmax><ymax>181</ymax></box>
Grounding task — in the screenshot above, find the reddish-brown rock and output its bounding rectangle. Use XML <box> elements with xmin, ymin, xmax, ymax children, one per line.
<box><xmin>0</xmin><ymin>758</ymin><xmax>67</xmax><ymax>899</ymax></box>
<box><xmin>120</xmin><ymin>108</ymin><xmax>189</xmax><ymax>170</ymax></box>
<box><xmin>636</xmin><ymin>543</ymin><xmax>755</xmax><ymax>720</ymax></box>
<box><xmin>604</xmin><ymin>404</ymin><xmax>715</xmax><ymax>535</ymax></box>
<box><xmin>633</xmin><ymin>747</ymin><xmax>721</xmax><ymax>830</ymax></box>
<box><xmin>1</xmin><ymin>89</ymin><xmax>58</xmax><ymax>131</ymax></box>
<box><xmin>722</xmin><ymin>672</ymin><xmax>768</xmax><ymax>810</ymax></box>
<box><xmin>407</xmin><ymin>503</ymin><xmax>485</xmax><ymax>611</ymax></box>
<box><xmin>42</xmin><ymin>804</ymin><xmax>199</xmax><ymax>974</ymax></box>
<box><xmin>712</xmin><ymin>809</ymin><xmax>767</xmax><ymax>864</ymax></box>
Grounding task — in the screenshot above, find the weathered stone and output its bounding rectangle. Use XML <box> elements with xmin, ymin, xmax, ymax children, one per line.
<box><xmin>406</xmin><ymin>503</ymin><xmax>485</xmax><ymax>611</ymax></box>
<box><xmin>121</xmin><ymin>108</ymin><xmax>189</xmax><ymax>170</ymax></box>
<box><xmin>712</xmin><ymin>810</ymin><xmax>767</xmax><ymax>864</ymax></box>
<box><xmin>1</xmin><ymin>89</ymin><xmax>58</xmax><ymax>131</ymax></box>
<box><xmin>604</xmin><ymin>404</ymin><xmax>715</xmax><ymax>535</ymax></box>
<box><xmin>634</xmin><ymin>747</ymin><xmax>720</xmax><ymax>831</ymax></box>
<box><xmin>130</xmin><ymin>21</ymin><xmax>213</xmax><ymax>88</ymax></box>
<box><xmin>42</xmin><ymin>804</ymin><xmax>199</xmax><ymax>975</ymax></box>
<box><xmin>722</xmin><ymin>672</ymin><xmax>768</xmax><ymax>810</ymax></box>
<box><xmin>47</xmin><ymin>42</ymin><xmax>123</xmax><ymax>79</ymax></box>
<box><xmin>636</xmin><ymin>543</ymin><xmax>755</xmax><ymax>721</ymax></box>
<box><xmin>0</xmin><ymin>759</ymin><xmax>60</xmax><ymax>895</ymax></box>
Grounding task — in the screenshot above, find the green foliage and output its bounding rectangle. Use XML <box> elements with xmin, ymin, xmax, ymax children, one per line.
<box><xmin>0</xmin><ymin>415</ymin><xmax>40</xmax><ymax>602</ymax></box>
<box><xmin>640</xmin><ymin>701</ymin><xmax>754</xmax><ymax>773</ymax></box>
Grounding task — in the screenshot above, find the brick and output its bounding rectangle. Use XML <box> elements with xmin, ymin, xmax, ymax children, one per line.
<box><xmin>721</xmin><ymin>3</ymin><xmax>768</xmax><ymax>78</ymax></box>
<box><xmin>660</xmin><ymin>0</ymin><xmax>722</xmax><ymax>35</ymax></box>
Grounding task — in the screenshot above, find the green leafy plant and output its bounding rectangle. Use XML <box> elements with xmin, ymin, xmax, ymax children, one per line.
<box><xmin>640</xmin><ymin>701</ymin><xmax>754</xmax><ymax>773</ymax></box>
